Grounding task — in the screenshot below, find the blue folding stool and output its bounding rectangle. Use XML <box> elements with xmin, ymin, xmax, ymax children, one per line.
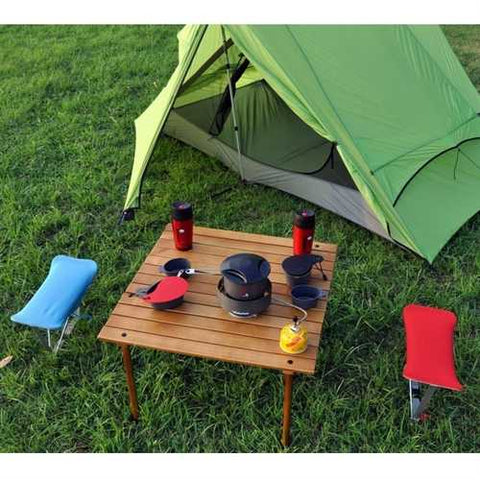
<box><xmin>11</xmin><ymin>255</ymin><xmax>98</xmax><ymax>352</ymax></box>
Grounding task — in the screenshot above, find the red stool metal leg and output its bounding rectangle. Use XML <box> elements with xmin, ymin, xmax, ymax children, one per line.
<box><xmin>409</xmin><ymin>380</ymin><xmax>437</xmax><ymax>421</ymax></box>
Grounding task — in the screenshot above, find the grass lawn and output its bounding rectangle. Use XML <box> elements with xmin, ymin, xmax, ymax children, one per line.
<box><xmin>1</xmin><ymin>25</ymin><xmax>480</xmax><ymax>453</ymax></box>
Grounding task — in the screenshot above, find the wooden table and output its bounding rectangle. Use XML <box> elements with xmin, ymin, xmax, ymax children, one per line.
<box><xmin>98</xmin><ymin>224</ymin><xmax>337</xmax><ymax>446</ymax></box>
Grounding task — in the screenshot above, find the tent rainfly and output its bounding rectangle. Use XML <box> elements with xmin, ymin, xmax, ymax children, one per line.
<box><xmin>123</xmin><ymin>25</ymin><xmax>480</xmax><ymax>262</ymax></box>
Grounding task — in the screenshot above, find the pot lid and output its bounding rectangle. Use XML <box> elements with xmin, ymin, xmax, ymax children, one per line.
<box><xmin>282</xmin><ymin>254</ymin><xmax>319</xmax><ymax>276</ymax></box>
<box><xmin>143</xmin><ymin>277</ymin><xmax>188</xmax><ymax>305</ymax></box>
<box><xmin>220</xmin><ymin>253</ymin><xmax>270</xmax><ymax>284</ymax></box>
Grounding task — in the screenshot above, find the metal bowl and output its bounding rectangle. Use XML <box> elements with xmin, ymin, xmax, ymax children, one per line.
<box><xmin>159</xmin><ymin>258</ymin><xmax>191</xmax><ymax>278</ymax></box>
<box><xmin>291</xmin><ymin>285</ymin><xmax>326</xmax><ymax>309</ymax></box>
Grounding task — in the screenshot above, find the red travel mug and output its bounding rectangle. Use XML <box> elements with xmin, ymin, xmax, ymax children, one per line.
<box><xmin>293</xmin><ymin>209</ymin><xmax>315</xmax><ymax>255</ymax></box>
<box><xmin>172</xmin><ymin>201</ymin><xmax>193</xmax><ymax>251</ymax></box>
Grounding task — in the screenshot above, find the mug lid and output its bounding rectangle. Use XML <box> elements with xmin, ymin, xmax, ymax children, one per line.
<box><xmin>282</xmin><ymin>254</ymin><xmax>317</xmax><ymax>276</ymax></box>
<box><xmin>220</xmin><ymin>253</ymin><xmax>270</xmax><ymax>284</ymax></box>
<box><xmin>294</xmin><ymin>209</ymin><xmax>315</xmax><ymax>229</ymax></box>
<box><xmin>172</xmin><ymin>201</ymin><xmax>193</xmax><ymax>220</ymax></box>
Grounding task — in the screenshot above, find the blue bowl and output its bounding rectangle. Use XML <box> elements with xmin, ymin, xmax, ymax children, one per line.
<box><xmin>291</xmin><ymin>285</ymin><xmax>326</xmax><ymax>309</ymax></box>
<box><xmin>159</xmin><ymin>258</ymin><xmax>191</xmax><ymax>278</ymax></box>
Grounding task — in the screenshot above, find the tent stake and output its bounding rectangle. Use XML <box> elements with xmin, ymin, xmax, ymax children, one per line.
<box><xmin>221</xmin><ymin>26</ymin><xmax>245</xmax><ymax>181</ymax></box>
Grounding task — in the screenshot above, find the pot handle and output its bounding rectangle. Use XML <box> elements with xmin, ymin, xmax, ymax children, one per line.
<box><xmin>313</xmin><ymin>256</ymin><xmax>328</xmax><ymax>281</ymax></box>
<box><xmin>130</xmin><ymin>281</ymin><xmax>160</xmax><ymax>298</ymax></box>
<box><xmin>220</xmin><ymin>268</ymin><xmax>248</xmax><ymax>283</ymax></box>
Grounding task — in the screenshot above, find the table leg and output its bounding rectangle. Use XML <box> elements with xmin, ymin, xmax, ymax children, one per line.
<box><xmin>121</xmin><ymin>345</ymin><xmax>139</xmax><ymax>420</ymax></box>
<box><xmin>281</xmin><ymin>371</ymin><xmax>294</xmax><ymax>447</ymax></box>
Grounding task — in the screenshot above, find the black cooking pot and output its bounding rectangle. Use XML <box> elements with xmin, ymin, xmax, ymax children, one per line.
<box><xmin>220</xmin><ymin>253</ymin><xmax>271</xmax><ymax>300</ymax></box>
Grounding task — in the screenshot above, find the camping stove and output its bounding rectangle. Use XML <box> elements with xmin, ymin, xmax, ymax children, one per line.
<box><xmin>216</xmin><ymin>277</ymin><xmax>272</xmax><ymax>319</ymax></box>
<box><xmin>228</xmin><ymin>311</ymin><xmax>258</xmax><ymax>319</ymax></box>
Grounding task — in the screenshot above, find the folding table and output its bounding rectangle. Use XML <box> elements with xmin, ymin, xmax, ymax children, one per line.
<box><xmin>98</xmin><ymin>224</ymin><xmax>337</xmax><ymax>446</ymax></box>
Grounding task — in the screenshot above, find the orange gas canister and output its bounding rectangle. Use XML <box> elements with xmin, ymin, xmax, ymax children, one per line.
<box><xmin>279</xmin><ymin>321</ymin><xmax>308</xmax><ymax>354</ymax></box>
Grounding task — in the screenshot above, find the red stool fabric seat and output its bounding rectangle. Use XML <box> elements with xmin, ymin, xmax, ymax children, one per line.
<box><xmin>403</xmin><ymin>304</ymin><xmax>462</xmax><ymax>391</ymax></box>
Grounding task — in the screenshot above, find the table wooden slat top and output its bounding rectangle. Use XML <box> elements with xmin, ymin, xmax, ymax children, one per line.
<box><xmin>98</xmin><ymin>225</ymin><xmax>338</xmax><ymax>375</ymax></box>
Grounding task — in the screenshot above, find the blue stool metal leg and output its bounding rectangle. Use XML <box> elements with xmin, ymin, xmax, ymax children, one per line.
<box><xmin>66</xmin><ymin>307</ymin><xmax>81</xmax><ymax>336</ymax></box>
<box><xmin>53</xmin><ymin>317</ymin><xmax>70</xmax><ymax>353</ymax></box>
<box><xmin>51</xmin><ymin>307</ymin><xmax>85</xmax><ymax>353</ymax></box>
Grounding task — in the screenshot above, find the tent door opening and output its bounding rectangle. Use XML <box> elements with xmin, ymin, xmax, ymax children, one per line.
<box><xmin>172</xmin><ymin>80</ymin><xmax>357</xmax><ymax>190</ymax></box>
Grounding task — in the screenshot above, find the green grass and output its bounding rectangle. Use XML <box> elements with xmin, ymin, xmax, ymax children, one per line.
<box><xmin>1</xmin><ymin>25</ymin><xmax>480</xmax><ymax>453</ymax></box>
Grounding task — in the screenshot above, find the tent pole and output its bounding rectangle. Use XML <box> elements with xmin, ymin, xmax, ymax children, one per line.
<box><xmin>221</xmin><ymin>25</ymin><xmax>245</xmax><ymax>181</ymax></box>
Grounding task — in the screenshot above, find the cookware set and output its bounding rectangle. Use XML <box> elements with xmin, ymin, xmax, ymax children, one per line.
<box><xmin>133</xmin><ymin>201</ymin><xmax>329</xmax><ymax>353</ymax></box>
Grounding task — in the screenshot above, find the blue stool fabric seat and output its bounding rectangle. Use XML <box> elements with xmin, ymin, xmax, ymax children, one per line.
<box><xmin>11</xmin><ymin>255</ymin><xmax>98</xmax><ymax>330</ymax></box>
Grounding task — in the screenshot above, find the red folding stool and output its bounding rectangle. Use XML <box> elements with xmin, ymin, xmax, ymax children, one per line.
<box><xmin>402</xmin><ymin>304</ymin><xmax>463</xmax><ymax>421</ymax></box>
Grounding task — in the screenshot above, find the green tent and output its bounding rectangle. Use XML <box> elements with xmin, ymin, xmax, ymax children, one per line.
<box><xmin>124</xmin><ymin>25</ymin><xmax>480</xmax><ymax>262</ymax></box>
